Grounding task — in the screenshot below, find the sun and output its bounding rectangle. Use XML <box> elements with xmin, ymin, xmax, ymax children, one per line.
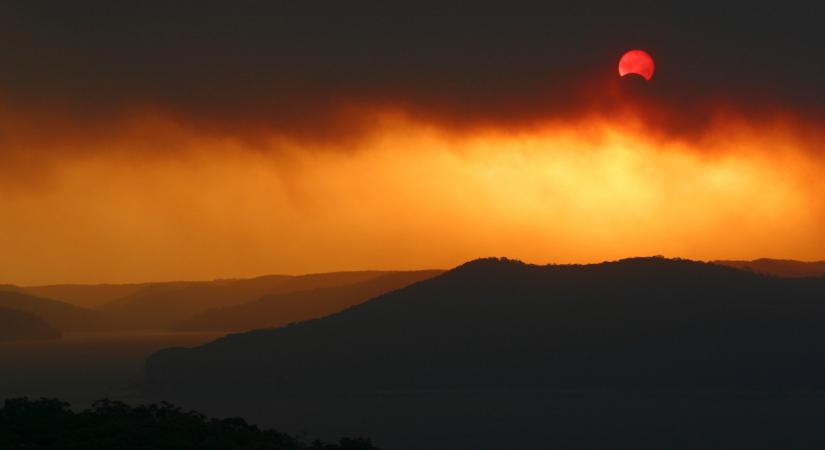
<box><xmin>618</xmin><ymin>49</ymin><xmax>655</xmax><ymax>80</ymax></box>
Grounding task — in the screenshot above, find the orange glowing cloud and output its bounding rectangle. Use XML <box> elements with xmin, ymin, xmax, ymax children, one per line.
<box><xmin>2</xmin><ymin>3</ymin><xmax>825</xmax><ymax>286</ymax></box>
<box><xmin>1</xmin><ymin>106</ymin><xmax>824</xmax><ymax>285</ymax></box>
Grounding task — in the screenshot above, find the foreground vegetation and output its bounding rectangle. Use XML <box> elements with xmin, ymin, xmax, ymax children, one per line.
<box><xmin>0</xmin><ymin>398</ymin><xmax>379</xmax><ymax>450</ymax></box>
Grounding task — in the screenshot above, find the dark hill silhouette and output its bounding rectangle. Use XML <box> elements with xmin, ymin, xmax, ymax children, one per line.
<box><xmin>98</xmin><ymin>272</ymin><xmax>395</xmax><ymax>330</ymax></box>
<box><xmin>172</xmin><ymin>271</ymin><xmax>443</xmax><ymax>332</ymax></box>
<box><xmin>0</xmin><ymin>284</ymin><xmax>24</xmax><ymax>293</ymax></box>
<box><xmin>0</xmin><ymin>291</ymin><xmax>102</xmax><ymax>332</ymax></box>
<box><xmin>0</xmin><ymin>307</ymin><xmax>61</xmax><ymax>341</ymax></box>
<box><xmin>22</xmin><ymin>283</ymin><xmax>150</xmax><ymax>309</ymax></box>
<box><xmin>146</xmin><ymin>257</ymin><xmax>825</xmax><ymax>395</ymax></box>
<box><xmin>715</xmin><ymin>258</ymin><xmax>825</xmax><ymax>278</ymax></box>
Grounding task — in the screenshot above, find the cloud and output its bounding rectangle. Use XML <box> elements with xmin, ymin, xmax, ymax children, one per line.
<box><xmin>0</xmin><ymin>2</ymin><xmax>824</xmax><ymax>153</ymax></box>
<box><xmin>2</xmin><ymin>113</ymin><xmax>825</xmax><ymax>284</ymax></box>
<box><xmin>2</xmin><ymin>3</ymin><xmax>825</xmax><ymax>284</ymax></box>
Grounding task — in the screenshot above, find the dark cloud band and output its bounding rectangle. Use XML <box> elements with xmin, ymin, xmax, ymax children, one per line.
<box><xmin>0</xmin><ymin>2</ymin><xmax>823</xmax><ymax>146</ymax></box>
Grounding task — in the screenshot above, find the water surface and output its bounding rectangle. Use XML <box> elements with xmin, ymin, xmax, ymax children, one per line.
<box><xmin>0</xmin><ymin>331</ymin><xmax>222</xmax><ymax>407</ymax></box>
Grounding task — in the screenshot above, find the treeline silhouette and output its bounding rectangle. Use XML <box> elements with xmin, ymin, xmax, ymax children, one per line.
<box><xmin>0</xmin><ymin>397</ymin><xmax>379</xmax><ymax>450</ymax></box>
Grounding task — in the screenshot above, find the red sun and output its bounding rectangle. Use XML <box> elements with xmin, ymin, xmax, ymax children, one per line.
<box><xmin>618</xmin><ymin>49</ymin><xmax>655</xmax><ymax>81</ymax></box>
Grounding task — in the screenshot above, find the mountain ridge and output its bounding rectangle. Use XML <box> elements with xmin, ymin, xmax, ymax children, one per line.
<box><xmin>172</xmin><ymin>270</ymin><xmax>443</xmax><ymax>332</ymax></box>
<box><xmin>146</xmin><ymin>256</ymin><xmax>825</xmax><ymax>398</ymax></box>
<box><xmin>99</xmin><ymin>271</ymin><xmax>431</xmax><ymax>330</ymax></box>
<box><xmin>0</xmin><ymin>291</ymin><xmax>102</xmax><ymax>332</ymax></box>
<box><xmin>715</xmin><ymin>258</ymin><xmax>825</xmax><ymax>278</ymax></box>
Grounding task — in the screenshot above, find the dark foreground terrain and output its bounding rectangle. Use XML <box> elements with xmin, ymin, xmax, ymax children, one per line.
<box><xmin>145</xmin><ymin>257</ymin><xmax>825</xmax><ymax>449</ymax></box>
<box><xmin>0</xmin><ymin>397</ymin><xmax>379</xmax><ymax>450</ymax></box>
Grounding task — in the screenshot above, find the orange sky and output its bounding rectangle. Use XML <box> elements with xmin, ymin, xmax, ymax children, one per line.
<box><xmin>1</xmin><ymin>106</ymin><xmax>824</xmax><ymax>285</ymax></box>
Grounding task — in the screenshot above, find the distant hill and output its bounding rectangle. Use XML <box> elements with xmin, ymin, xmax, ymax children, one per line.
<box><xmin>146</xmin><ymin>257</ymin><xmax>825</xmax><ymax>397</ymax></box>
<box><xmin>172</xmin><ymin>270</ymin><xmax>443</xmax><ymax>332</ymax></box>
<box><xmin>0</xmin><ymin>291</ymin><xmax>102</xmax><ymax>332</ymax></box>
<box><xmin>0</xmin><ymin>285</ymin><xmax>24</xmax><ymax>294</ymax></box>
<box><xmin>0</xmin><ymin>307</ymin><xmax>61</xmax><ymax>341</ymax></box>
<box><xmin>21</xmin><ymin>283</ymin><xmax>150</xmax><ymax>309</ymax></box>
<box><xmin>100</xmin><ymin>272</ymin><xmax>408</xmax><ymax>330</ymax></box>
<box><xmin>715</xmin><ymin>258</ymin><xmax>825</xmax><ymax>277</ymax></box>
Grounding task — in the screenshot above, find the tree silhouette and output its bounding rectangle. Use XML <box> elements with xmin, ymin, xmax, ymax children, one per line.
<box><xmin>0</xmin><ymin>397</ymin><xmax>380</xmax><ymax>450</ymax></box>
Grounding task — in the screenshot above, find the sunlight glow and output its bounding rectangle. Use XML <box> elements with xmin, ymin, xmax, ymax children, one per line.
<box><xmin>1</xmin><ymin>112</ymin><xmax>823</xmax><ymax>284</ymax></box>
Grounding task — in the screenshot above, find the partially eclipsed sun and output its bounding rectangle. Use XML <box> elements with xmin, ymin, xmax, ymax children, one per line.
<box><xmin>619</xmin><ymin>49</ymin><xmax>655</xmax><ymax>80</ymax></box>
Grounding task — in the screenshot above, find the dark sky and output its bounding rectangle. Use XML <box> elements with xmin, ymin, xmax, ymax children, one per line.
<box><xmin>1</xmin><ymin>2</ymin><xmax>824</xmax><ymax>137</ymax></box>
